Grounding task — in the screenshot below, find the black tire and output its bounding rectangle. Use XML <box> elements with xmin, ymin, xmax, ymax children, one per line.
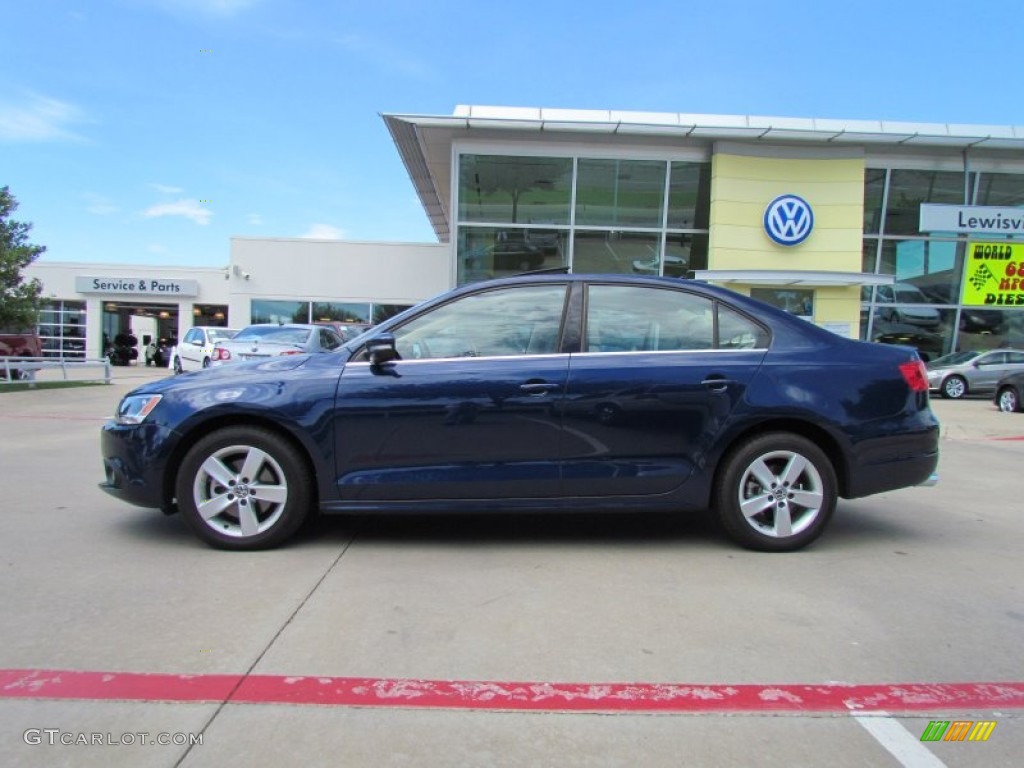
<box><xmin>202</xmin><ymin>357</ymin><xmax>211</xmax><ymax>368</ymax></box>
<box><xmin>713</xmin><ymin>432</ymin><xmax>837</xmax><ymax>552</ymax></box>
<box><xmin>175</xmin><ymin>426</ymin><xmax>312</xmax><ymax>550</ymax></box>
<box><xmin>941</xmin><ymin>375</ymin><xmax>967</xmax><ymax>399</ymax></box>
<box><xmin>996</xmin><ymin>386</ymin><xmax>1021</xmax><ymax>413</ymax></box>
<box><xmin>173</xmin><ymin>356</ymin><xmax>183</xmax><ymax>375</ymax></box>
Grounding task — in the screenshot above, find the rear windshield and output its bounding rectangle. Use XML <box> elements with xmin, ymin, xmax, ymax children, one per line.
<box><xmin>234</xmin><ymin>327</ymin><xmax>311</xmax><ymax>344</ymax></box>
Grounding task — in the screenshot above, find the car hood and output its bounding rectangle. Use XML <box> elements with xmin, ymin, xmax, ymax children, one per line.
<box><xmin>130</xmin><ymin>355</ymin><xmax>317</xmax><ymax>396</ymax></box>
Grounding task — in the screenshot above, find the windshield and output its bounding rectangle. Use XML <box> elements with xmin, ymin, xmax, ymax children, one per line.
<box><xmin>929</xmin><ymin>351</ymin><xmax>980</xmax><ymax>367</ymax></box>
<box><xmin>233</xmin><ymin>327</ymin><xmax>311</xmax><ymax>344</ymax></box>
<box><xmin>207</xmin><ymin>329</ymin><xmax>238</xmax><ymax>343</ymax></box>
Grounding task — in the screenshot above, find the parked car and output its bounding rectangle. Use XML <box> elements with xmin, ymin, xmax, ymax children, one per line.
<box><xmin>0</xmin><ymin>330</ymin><xmax>43</xmax><ymax>380</ymax></box>
<box><xmin>172</xmin><ymin>326</ymin><xmax>240</xmax><ymax>373</ymax></box>
<box><xmin>874</xmin><ymin>283</ymin><xmax>941</xmax><ymax>328</ymax></box>
<box><xmin>994</xmin><ymin>371</ymin><xmax>1024</xmax><ymax>413</ymax></box>
<box><xmin>925</xmin><ymin>349</ymin><xmax>1024</xmax><ymax>399</ymax></box>
<box><xmin>100</xmin><ymin>274</ymin><xmax>939</xmax><ymax>553</ymax></box>
<box><xmin>314</xmin><ymin>321</ymin><xmax>373</xmax><ymax>343</ymax></box>
<box><xmin>209</xmin><ymin>323</ymin><xmax>343</xmax><ymax>366</ymax></box>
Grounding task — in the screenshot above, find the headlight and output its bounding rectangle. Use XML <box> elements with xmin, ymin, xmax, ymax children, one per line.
<box><xmin>115</xmin><ymin>394</ymin><xmax>163</xmax><ymax>425</ymax></box>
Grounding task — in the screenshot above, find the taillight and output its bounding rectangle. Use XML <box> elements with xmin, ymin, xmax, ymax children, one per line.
<box><xmin>899</xmin><ymin>360</ymin><xmax>928</xmax><ymax>392</ymax></box>
<box><xmin>213</xmin><ymin>348</ymin><xmax>231</xmax><ymax>361</ymax></box>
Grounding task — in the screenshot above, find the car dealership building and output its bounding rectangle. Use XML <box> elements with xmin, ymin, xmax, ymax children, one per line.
<box><xmin>25</xmin><ymin>105</ymin><xmax>1024</xmax><ymax>362</ymax></box>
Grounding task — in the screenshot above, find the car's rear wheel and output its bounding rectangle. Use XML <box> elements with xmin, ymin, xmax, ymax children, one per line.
<box><xmin>997</xmin><ymin>386</ymin><xmax>1020</xmax><ymax>413</ymax></box>
<box><xmin>175</xmin><ymin>426</ymin><xmax>311</xmax><ymax>550</ymax></box>
<box><xmin>941</xmin><ymin>375</ymin><xmax>967</xmax><ymax>399</ymax></box>
<box><xmin>714</xmin><ymin>432</ymin><xmax>836</xmax><ymax>552</ymax></box>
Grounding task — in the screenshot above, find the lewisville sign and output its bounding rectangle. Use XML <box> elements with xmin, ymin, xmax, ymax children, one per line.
<box><xmin>920</xmin><ymin>204</ymin><xmax>1024</xmax><ymax>235</ymax></box>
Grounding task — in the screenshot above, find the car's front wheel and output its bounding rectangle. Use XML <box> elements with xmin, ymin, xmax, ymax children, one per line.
<box><xmin>714</xmin><ymin>432</ymin><xmax>836</xmax><ymax>552</ymax></box>
<box><xmin>175</xmin><ymin>426</ymin><xmax>312</xmax><ymax>550</ymax></box>
<box><xmin>173</xmin><ymin>356</ymin><xmax>183</xmax><ymax>375</ymax></box>
<box><xmin>941</xmin><ymin>375</ymin><xmax>967</xmax><ymax>399</ymax></box>
<box><xmin>997</xmin><ymin>386</ymin><xmax>1021</xmax><ymax>413</ymax></box>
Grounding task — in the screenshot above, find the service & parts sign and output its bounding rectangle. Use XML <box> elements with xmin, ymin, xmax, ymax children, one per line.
<box><xmin>962</xmin><ymin>242</ymin><xmax>1024</xmax><ymax>307</ymax></box>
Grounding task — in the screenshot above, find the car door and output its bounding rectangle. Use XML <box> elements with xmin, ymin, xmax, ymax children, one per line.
<box><xmin>332</xmin><ymin>283</ymin><xmax>571</xmax><ymax>502</ymax></box>
<box><xmin>179</xmin><ymin>328</ymin><xmax>203</xmax><ymax>370</ymax></box>
<box><xmin>969</xmin><ymin>351</ymin><xmax>1009</xmax><ymax>390</ymax></box>
<box><xmin>561</xmin><ymin>283</ymin><xmax>769</xmax><ymax>497</ymax></box>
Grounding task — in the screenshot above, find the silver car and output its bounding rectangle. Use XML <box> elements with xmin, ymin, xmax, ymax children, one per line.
<box><xmin>209</xmin><ymin>324</ymin><xmax>344</xmax><ymax>366</ymax></box>
<box><xmin>926</xmin><ymin>349</ymin><xmax>1024</xmax><ymax>399</ymax></box>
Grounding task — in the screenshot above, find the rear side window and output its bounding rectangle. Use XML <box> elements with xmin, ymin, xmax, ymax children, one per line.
<box><xmin>584</xmin><ymin>285</ymin><xmax>769</xmax><ymax>352</ymax></box>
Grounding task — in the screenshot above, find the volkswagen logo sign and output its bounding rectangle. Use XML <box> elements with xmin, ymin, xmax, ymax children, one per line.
<box><xmin>764</xmin><ymin>194</ymin><xmax>814</xmax><ymax>246</ymax></box>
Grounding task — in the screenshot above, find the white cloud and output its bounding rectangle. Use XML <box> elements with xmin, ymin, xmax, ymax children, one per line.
<box><xmin>300</xmin><ymin>223</ymin><xmax>345</xmax><ymax>240</ymax></box>
<box><xmin>147</xmin><ymin>244</ymin><xmax>169</xmax><ymax>254</ymax></box>
<box><xmin>150</xmin><ymin>183</ymin><xmax>184</xmax><ymax>194</ymax></box>
<box><xmin>247</xmin><ymin>213</ymin><xmax>263</xmax><ymax>226</ymax></box>
<box><xmin>84</xmin><ymin>193</ymin><xmax>119</xmax><ymax>216</ymax></box>
<box><xmin>0</xmin><ymin>93</ymin><xmax>86</xmax><ymax>143</ymax></box>
<box><xmin>142</xmin><ymin>199</ymin><xmax>212</xmax><ymax>225</ymax></box>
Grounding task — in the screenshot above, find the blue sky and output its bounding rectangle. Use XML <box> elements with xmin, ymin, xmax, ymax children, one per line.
<box><xmin>3</xmin><ymin>0</ymin><xmax>1022</xmax><ymax>267</ymax></box>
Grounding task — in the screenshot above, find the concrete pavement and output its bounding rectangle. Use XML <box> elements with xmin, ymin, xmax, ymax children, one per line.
<box><xmin>0</xmin><ymin>367</ymin><xmax>1021</xmax><ymax>766</ymax></box>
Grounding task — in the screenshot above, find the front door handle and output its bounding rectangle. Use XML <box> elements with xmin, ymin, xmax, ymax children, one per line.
<box><xmin>701</xmin><ymin>376</ymin><xmax>736</xmax><ymax>392</ymax></box>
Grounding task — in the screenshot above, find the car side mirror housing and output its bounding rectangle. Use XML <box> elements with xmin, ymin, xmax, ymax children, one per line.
<box><xmin>366</xmin><ymin>333</ymin><xmax>399</xmax><ymax>366</ymax></box>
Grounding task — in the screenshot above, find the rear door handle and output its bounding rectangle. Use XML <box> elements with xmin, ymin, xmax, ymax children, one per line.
<box><xmin>520</xmin><ymin>381</ymin><xmax>560</xmax><ymax>395</ymax></box>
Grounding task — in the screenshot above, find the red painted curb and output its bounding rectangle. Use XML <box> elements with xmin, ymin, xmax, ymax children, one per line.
<box><xmin>3</xmin><ymin>670</ymin><xmax>1023</xmax><ymax>714</ymax></box>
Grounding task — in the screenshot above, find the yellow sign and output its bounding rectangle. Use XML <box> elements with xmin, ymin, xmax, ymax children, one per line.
<box><xmin>962</xmin><ymin>241</ymin><xmax>1024</xmax><ymax>306</ymax></box>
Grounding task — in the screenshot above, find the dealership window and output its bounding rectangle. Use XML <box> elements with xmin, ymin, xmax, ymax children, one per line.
<box><xmin>251</xmin><ymin>300</ymin><xmax>308</xmax><ymax>324</ymax></box>
<box><xmin>975</xmin><ymin>171</ymin><xmax>1024</xmax><ymax>207</ymax></box>
<box><xmin>37</xmin><ymin>300</ymin><xmax>86</xmax><ymax>359</ymax></box>
<box><xmin>572</xmin><ymin>231</ymin><xmax>659</xmax><ymax>275</ymax></box>
<box><xmin>878</xmin><ymin>239</ymin><xmax>964</xmax><ymax>304</ymax></box>
<box><xmin>863</xmin><ymin>169</ymin><xmax>886</xmax><ymax>234</ymax></box>
<box><xmin>373</xmin><ymin>304</ymin><xmax>414</xmax><ymax>324</ymax></box>
<box><xmin>883</xmin><ymin>169</ymin><xmax>969</xmax><ymax>236</ymax></box>
<box><xmin>458</xmin><ymin>155</ymin><xmax>572</xmax><ymax>225</ymax></box>
<box><xmin>458</xmin><ymin>226</ymin><xmax>567</xmax><ymax>283</ymax></box>
<box><xmin>575</xmin><ymin>159</ymin><xmax>665</xmax><ymax>228</ymax></box>
<box><xmin>750</xmin><ymin>288</ymin><xmax>814</xmax><ymax>318</ymax></box>
<box><xmin>192</xmin><ymin>304</ymin><xmax>229</xmax><ymax>326</ymax></box>
<box><xmin>312</xmin><ymin>302</ymin><xmax>371</xmax><ymax>324</ymax></box>
<box><xmin>455</xmin><ymin>153</ymin><xmax>711</xmax><ymax>285</ymax></box>
<box><xmin>667</xmin><ymin>162</ymin><xmax>712</xmax><ymax>230</ymax></box>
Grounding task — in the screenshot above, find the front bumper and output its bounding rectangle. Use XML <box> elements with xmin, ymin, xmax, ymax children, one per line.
<box><xmin>99</xmin><ymin>420</ymin><xmax>176</xmax><ymax>510</ymax></box>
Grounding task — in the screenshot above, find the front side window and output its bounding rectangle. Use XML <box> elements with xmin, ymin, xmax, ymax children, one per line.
<box><xmin>392</xmin><ymin>284</ymin><xmax>568</xmax><ymax>360</ymax></box>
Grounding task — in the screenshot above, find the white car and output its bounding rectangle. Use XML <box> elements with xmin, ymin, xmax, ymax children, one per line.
<box><xmin>171</xmin><ymin>326</ymin><xmax>240</xmax><ymax>373</ymax></box>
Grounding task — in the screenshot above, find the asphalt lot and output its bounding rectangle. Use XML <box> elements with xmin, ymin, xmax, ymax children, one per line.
<box><xmin>1</xmin><ymin>366</ymin><xmax>1022</xmax><ymax>767</ymax></box>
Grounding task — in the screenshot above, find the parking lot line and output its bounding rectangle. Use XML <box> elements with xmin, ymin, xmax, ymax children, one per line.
<box><xmin>3</xmin><ymin>669</ymin><xmax>1022</xmax><ymax>714</ymax></box>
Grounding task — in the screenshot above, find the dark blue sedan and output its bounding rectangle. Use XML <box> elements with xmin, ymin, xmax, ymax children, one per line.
<box><xmin>100</xmin><ymin>274</ymin><xmax>939</xmax><ymax>552</ymax></box>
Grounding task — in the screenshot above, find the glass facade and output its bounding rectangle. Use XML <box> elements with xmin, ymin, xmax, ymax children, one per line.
<box><xmin>456</xmin><ymin>153</ymin><xmax>711</xmax><ymax>284</ymax></box>
<box><xmin>37</xmin><ymin>300</ymin><xmax>86</xmax><ymax>359</ymax></box>
<box><xmin>251</xmin><ymin>299</ymin><xmax>412</xmax><ymax>325</ymax></box>
<box><xmin>861</xmin><ymin>168</ymin><xmax>1024</xmax><ymax>360</ymax></box>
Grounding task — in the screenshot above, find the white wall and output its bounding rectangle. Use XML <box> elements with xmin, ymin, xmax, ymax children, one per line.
<box><xmin>227</xmin><ymin>237</ymin><xmax>451</xmax><ymax>322</ymax></box>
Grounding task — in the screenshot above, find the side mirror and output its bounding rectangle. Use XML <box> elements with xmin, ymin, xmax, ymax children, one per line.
<box><xmin>366</xmin><ymin>333</ymin><xmax>399</xmax><ymax>366</ymax></box>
